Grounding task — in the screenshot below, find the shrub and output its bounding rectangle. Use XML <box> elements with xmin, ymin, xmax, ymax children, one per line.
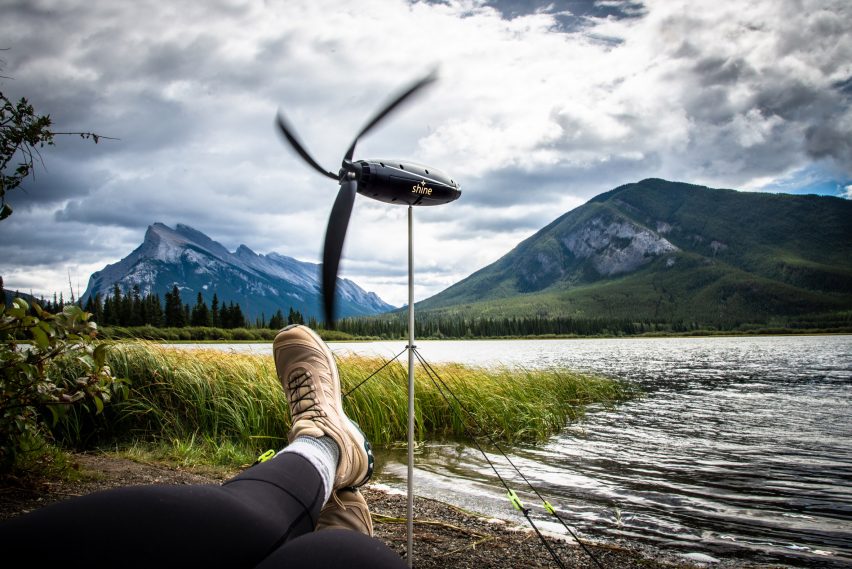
<box><xmin>0</xmin><ymin>299</ymin><xmax>126</xmax><ymax>468</ymax></box>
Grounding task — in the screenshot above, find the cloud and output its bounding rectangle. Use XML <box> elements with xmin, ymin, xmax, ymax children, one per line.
<box><xmin>3</xmin><ymin>156</ymin><xmax>108</xmax><ymax>211</ymax></box>
<box><xmin>1</xmin><ymin>0</ymin><xmax>850</xmax><ymax>305</ymax></box>
<box><xmin>0</xmin><ymin>205</ymin><xmax>138</xmax><ymax>269</ymax></box>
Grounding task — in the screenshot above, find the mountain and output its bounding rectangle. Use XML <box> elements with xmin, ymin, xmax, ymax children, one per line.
<box><xmin>418</xmin><ymin>179</ymin><xmax>852</xmax><ymax>327</ymax></box>
<box><xmin>81</xmin><ymin>223</ymin><xmax>394</xmax><ymax>321</ymax></box>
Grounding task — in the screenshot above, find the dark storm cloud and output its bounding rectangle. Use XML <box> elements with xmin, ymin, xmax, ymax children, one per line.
<box><xmin>833</xmin><ymin>76</ymin><xmax>852</xmax><ymax>96</ymax></box>
<box><xmin>459</xmin><ymin>167</ymin><xmax>569</xmax><ymax>207</ymax></box>
<box><xmin>0</xmin><ymin>1</ymin><xmax>270</xmax><ymax>158</ymax></box>
<box><xmin>0</xmin><ymin>210</ymin><xmax>125</xmax><ymax>266</ymax></box>
<box><xmin>4</xmin><ymin>157</ymin><xmax>108</xmax><ymax>210</ymax></box>
<box><xmin>682</xmin><ymin>86</ymin><xmax>738</xmax><ymax>125</ymax></box>
<box><xmin>805</xmin><ymin>124</ymin><xmax>852</xmax><ymax>165</ymax></box>
<box><xmin>752</xmin><ymin>78</ymin><xmax>830</xmax><ymax>121</ymax></box>
<box><xmin>53</xmin><ymin>174</ymin><xmax>269</xmax><ymax>231</ymax></box>
<box><xmin>55</xmin><ymin>198</ymin><xmax>150</xmax><ymax>229</ymax></box>
<box><xmin>692</xmin><ymin>56</ymin><xmax>756</xmax><ymax>88</ymax></box>
<box><xmin>644</xmin><ymin>1</ymin><xmax>852</xmax><ymax>179</ymax></box>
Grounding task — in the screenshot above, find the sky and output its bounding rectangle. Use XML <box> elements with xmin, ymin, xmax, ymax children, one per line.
<box><xmin>1</xmin><ymin>0</ymin><xmax>850</xmax><ymax>307</ymax></box>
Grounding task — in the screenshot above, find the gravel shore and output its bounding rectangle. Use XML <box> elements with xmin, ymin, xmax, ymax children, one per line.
<box><xmin>0</xmin><ymin>453</ymin><xmax>778</xmax><ymax>568</ymax></box>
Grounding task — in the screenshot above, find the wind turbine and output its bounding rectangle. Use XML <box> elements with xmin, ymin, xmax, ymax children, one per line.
<box><xmin>275</xmin><ymin>71</ymin><xmax>461</xmax><ymax>565</ymax></box>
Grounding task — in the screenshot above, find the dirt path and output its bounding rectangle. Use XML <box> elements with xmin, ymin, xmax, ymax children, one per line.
<box><xmin>0</xmin><ymin>454</ymin><xmax>773</xmax><ymax>568</ymax></box>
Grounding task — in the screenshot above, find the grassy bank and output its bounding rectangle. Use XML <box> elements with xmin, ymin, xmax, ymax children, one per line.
<box><xmin>51</xmin><ymin>343</ymin><xmax>630</xmax><ymax>462</ymax></box>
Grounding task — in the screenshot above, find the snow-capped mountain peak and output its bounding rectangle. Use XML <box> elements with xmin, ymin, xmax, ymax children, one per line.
<box><xmin>82</xmin><ymin>223</ymin><xmax>394</xmax><ymax>321</ymax></box>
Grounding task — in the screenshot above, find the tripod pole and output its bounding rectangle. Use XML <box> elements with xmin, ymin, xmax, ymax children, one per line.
<box><xmin>406</xmin><ymin>205</ymin><xmax>415</xmax><ymax>567</ymax></box>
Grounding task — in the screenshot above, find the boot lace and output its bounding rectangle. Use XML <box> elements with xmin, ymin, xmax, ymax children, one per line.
<box><xmin>287</xmin><ymin>369</ymin><xmax>325</xmax><ymax>421</ymax></box>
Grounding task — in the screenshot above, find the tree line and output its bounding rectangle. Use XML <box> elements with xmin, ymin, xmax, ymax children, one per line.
<box><xmin>337</xmin><ymin>313</ymin><xmax>705</xmax><ymax>338</ymax></box>
<box><xmin>6</xmin><ymin>277</ymin><xmax>848</xmax><ymax>339</ymax></box>
<box><xmin>1</xmin><ymin>279</ymin><xmax>307</xmax><ymax>330</ymax></box>
<box><xmin>83</xmin><ymin>284</ymin><xmax>309</xmax><ymax>329</ymax></box>
<box><xmin>84</xmin><ymin>284</ymin><xmax>251</xmax><ymax>329</ymax></box>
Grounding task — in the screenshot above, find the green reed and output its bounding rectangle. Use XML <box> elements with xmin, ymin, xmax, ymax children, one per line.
<box><xmin>56</xmin><ymin>343</ymin><xmax>630</xmax><ymax>455</ymax></box>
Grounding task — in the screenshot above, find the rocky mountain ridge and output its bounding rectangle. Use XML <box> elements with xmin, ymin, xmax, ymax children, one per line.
<box><xmin>82</xmin><ymin>223</ymin><xmax>394</xmax><ymax>322</ymax></box>
<box><xmin>418</xmin><ymin>179</ymin><xmax>852</xmax><ymax>326</ymax></box>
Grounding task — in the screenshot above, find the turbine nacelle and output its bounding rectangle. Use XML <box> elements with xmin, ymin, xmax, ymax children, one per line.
<box><xmin>348</xmin><ymin>160</ymin><xmax>460</xmax><ymax>206</ymax></box>
<box><xmin>275</xmin><ymin>71</ymin><xmax>460</xmax><ymax>326</ymax></box>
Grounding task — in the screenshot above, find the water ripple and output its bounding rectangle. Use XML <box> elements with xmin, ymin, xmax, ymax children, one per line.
<box><xmin>370</xmin><ymin>336</ymin><xmax>852</xmax><ymax>568</ymax></box>
<box><xmin>186</xmin><ymin>336</ymin><xmax>852</xmax><ymax>566</ymax></box>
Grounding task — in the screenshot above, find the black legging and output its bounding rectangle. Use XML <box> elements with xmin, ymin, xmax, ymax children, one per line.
<box><xmin>0</xmin><ymin>453</ymin><xmax>406</xmax><ymax>568</ymax></box>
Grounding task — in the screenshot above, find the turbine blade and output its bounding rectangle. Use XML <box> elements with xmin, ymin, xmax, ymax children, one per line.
<box><xmin>276</xmin><ymin>111</ymin><xmax>339</xmax><ymax>180</ymax></box>
<box><xmin>321</xmin><ymin>179</ymin><xmax>358</xmax><ymax>327</ymax></box>
<box><xmin>344</xmin><ymin>69</ymin><xmax>438</xmax><ymax>162</ymax></box>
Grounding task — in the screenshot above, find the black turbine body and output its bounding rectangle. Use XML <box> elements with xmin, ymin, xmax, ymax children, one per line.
<box><xmin>275</xmin><ymin>72</ymin><xmax>461</xmax><ymax>326</ymax></box>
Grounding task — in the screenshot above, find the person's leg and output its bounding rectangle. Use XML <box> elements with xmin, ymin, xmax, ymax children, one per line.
<box><xmin>1</xmin><ymin>325</ymin><xmax>385</xmax><ymax>568</ymax></box>
<box><xmin>256</xmin><ymin>529</ymin><xmax>407</xmax><ymax>569</ymax></box>
<box><xmin>0</xmin><ymin>450</ymin><xmax>327</xmax><ymax>569</ymax></box>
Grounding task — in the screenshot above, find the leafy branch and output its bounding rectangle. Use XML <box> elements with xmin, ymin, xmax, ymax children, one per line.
<box><xmin>0</xmin><ymin>90</ymin><xmax>117</xmax><ymax>220</ymax></box>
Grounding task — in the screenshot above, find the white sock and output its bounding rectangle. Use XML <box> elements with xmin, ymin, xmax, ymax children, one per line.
<box><xmin>278</xmin><ymin>436</ymin><xmax>339</xmax><ymax>504</ymax></box>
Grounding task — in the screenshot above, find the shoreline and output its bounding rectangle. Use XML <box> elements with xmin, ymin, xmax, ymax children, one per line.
<box><xmin>0</xmin><ymin>453</ymin><xmax>777</xmax><ymax>568</ymax></box>
<box><xmin>95</xmin><ymin>327</ymin><xmax>852</xmax><ymax>344</ymax></box>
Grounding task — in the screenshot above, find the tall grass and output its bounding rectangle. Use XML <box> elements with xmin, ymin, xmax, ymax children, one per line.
<box><xmin>54</xmin><ymin>343</ymin><xmax>631</xmax><ymax>457</ymax></box>
<box><xmin>341</xmin><ymin>356</ymin><xmax>630</xmax><ymax>444</ymax></box>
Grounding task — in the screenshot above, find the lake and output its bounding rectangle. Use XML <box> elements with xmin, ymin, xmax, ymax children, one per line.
<box><xmin>184</xmin><ymin>335</ymin><xmax>852</xmax><ymax>567</ymax></box>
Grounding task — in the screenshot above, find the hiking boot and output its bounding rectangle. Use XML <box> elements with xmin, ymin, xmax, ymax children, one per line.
<box><xmin>316</xmin><ymin>487</ymin><xmax>374</xmax><ymax>536</ymax></box>
<box><xmin>273</xmin><ymin>325</ymin><xmax>373</xmax><ymax>489</ymax></box>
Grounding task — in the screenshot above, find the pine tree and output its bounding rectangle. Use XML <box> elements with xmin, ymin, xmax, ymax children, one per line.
<box><xmin>84</xmin><ymin>295</ymin><xmax>96</xmax><ymax>316</ymax></box>
<box><xmin>221</xmin><ymin>302</ymin><xmax>232</xmax><ymax>329</ymax></box>
<box><xmin>220</xmin><ymin>302</ymin><xmax>246</xmax><ymax>329</ymax></box>
<box><xmin>164</xmin><ymin>285</ymin><xmax>186</xmax><ymax>327</ymax></box>
<box><xmin>146</xmin><ymin>294</ymin><xmax>163</xmax><ymax>326</ymax></box>
<box><xmin>120</xmin><ymin>290</ymin><xmax>132</xmax><ymax>325</ymax></box>
<box><xmin>102</xmin><ymin>293</ymin><xmax>113</xmax><ymax>325</ymax></box>
<box><xmin>210</xmin><ymin>294</ymin><xmax>220</xmax><ymax>328</ymax></box>
<box><xmin>109</xmin><ymin>284</ymin><xmax>123</xmax><ymax>325</ymax></box>
<box><xmin>84</xmin><ymin>293</ymin><xmax>105</xmax><ymax>324</ymax></box>
<box><xmin>269</xmin><ymin>309</ymin><xmax>285</xmax><ymax>330</ymax></box>
<box><xmin>0</xmin><ymin>276</ymin><xmax>5</xmax><ymax>307</ymax></box>
<box><xmin>162</xmin><ymin>290</ymin><xmax>172</xmax><ymax>325</ymax></box>
<box><xmin>130</xmin><ymin>285</ymin><xmax>143</xmax><ymax>326</ymax></box>
<box><xmin>231</xmin><ymin>303</ymin><xmax>246</xmax><ymax>328</ymax></box>
<box><xmin>287</xmin><ymin>307</ymin><xmax>304</xmax><ymax>326</ymax></box>
<box><xmin>191</xmin><ymin>292</ymin><xmax>211</xmax><ymax>326</ymax></box>
<box><xmin>93</xmin><ymin>293</ymin><xmax>105</xmax><ymax>323</ymax></box>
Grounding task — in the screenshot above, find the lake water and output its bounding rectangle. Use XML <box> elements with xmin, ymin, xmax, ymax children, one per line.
<box><xmin>186</xmin><ymin>335</ymin><xmax>852</xmax><ymax>567</ymax></box>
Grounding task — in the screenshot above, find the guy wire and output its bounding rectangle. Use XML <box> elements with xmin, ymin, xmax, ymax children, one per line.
<box><xmin>341</xmin><ymin>346</ymin><xmax>604</xmax><ymax>568</ymax></box>
<box><xmin>412</xmin><ymin>349</ymin><xmax>567</xmax><ymax>569</ymax></box>
<box><xmin>413</xmin><ymin>349</ymin><xmax>605</xmax><ymax>569</ymax></box>
<box><xmin>343</xmin><ymin>347</ymin><xmax>409</xmax><ymax>397</ymax></box>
